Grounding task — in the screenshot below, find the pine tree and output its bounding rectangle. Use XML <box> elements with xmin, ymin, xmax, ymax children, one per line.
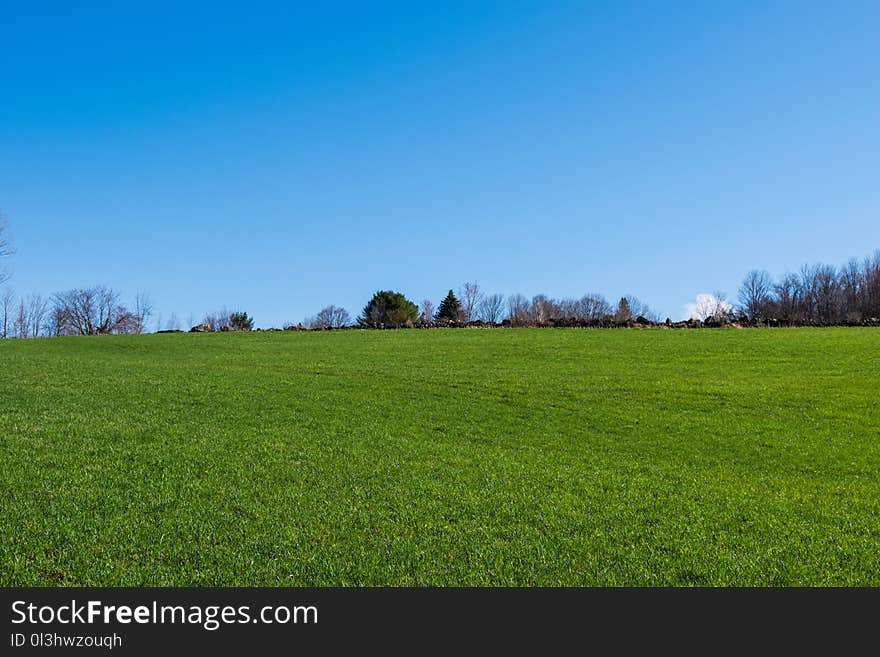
<box><xmin>615</xmin><ymin>297</ymin><xmax>632</xmax><ymax>323</ymax></box>
<box><xmin>229</xmin><ymin>311</ymin><xmax>254</xmax><ymax>331</ymax></box>
<box><xmin>435</xmin><ymin>290</ymin><xmax>462</xmax><ymax>325</ymax></box>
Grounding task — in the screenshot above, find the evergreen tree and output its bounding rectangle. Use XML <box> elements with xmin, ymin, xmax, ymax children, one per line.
<box><xmin>229</xmin><ymin>311</ymin><xmax>254</xmax><ymax>331</ymax></box>
<box><xmin>435</xmin><ymin>289</ymin><xmax>462</xmax><ymax>324</ymax></box>
<box><xmin>615</xmin><ymin>297</ymin><xmax>632</xmax><ymax>323</ymax></box>
<box><xmin>359</xmin><ymin>290</ymin><xmax>419</xmax><ymax>328</ymax></box>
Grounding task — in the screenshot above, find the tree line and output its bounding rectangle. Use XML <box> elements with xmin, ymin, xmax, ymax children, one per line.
<box><xmin>1</xmin><ymin>285</ymin><xmax>155</xmax><ymax>339</ymax></box>
<box><xmin>1</xmin><ymin>217</ymin><xmax>878</xmax><ymax>337</ymax></box>
<box><xmin>736</xmin><ymin>253</ymin><xmax>880</xmax><ymax>325</ymax></box>
<box><xmin>287</xmin><ymin>249</ymin><xmax>880</xmax><ymax>330</ymax></box>
<box><xmin>0</xmin><ymin>283</ymin><xmax>258</xmax><ymax>339</ymax></box>
<box><xmin>340</xmin><ymin>286</ymin><xmax>659</xmax><ymax>330</ymax></box>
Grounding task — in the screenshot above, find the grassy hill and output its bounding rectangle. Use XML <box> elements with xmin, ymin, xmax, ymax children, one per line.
<box><xmin>1</xmin><ymin>328</ymin><xmax>877</xmax><ymax>585</ymax></box>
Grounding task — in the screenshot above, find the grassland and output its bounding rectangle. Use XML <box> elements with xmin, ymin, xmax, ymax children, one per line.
<box><xmin>0</xmin><ymin>328</ymin><xmax>877</xmax><ymax>585</ymax></box>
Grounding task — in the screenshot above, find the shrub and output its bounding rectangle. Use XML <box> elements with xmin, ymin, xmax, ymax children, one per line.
<box><xmin>359</xmin><ymin>291</ymin><xmax>419</xmax><ymax>328</ymax></box>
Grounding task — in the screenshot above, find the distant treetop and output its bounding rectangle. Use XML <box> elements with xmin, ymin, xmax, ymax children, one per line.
<box><xmin>435</xmin><ymin>289</ymin><xmax>462</xmax><ymax>324</ymax></box>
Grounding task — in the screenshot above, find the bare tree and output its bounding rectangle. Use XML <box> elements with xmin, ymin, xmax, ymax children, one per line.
<box><xmin>711</xmin><ymin>292</ymin><xmax>734</xmax><ymax>323</ymax></box>
<box><xmin>48</xmin><ymin>304</ymin><xmax>66</xmax><ymax>337</ymax></box>
<box><xmin>866</xmin><ymin>250</ymin><xmax>880</xmax><ymax>317</ymax></box>
<box><xmin>0</xmin><ymin>214</ymin><xmax>12</xmax><ymax>286</ymax></box>
<box><xmin>1</xmin><ymin>287</ymin><xmax>13</xmax><ymax>338</ymax></box>
<box><xmin>420</xmin><ymin>299</ymin><xmax>434</xmax><ymax>325</ymax></box>
<box><xmin>574</xmin><ymin>294</ymin><xmax>613</xmax><ymax>321</ymax></box>
<box><xmin>737</xmin><ymin>270</ymin><xmax>773</xmax><ymax>321</ymax></box>
<box><xmin>133</xmin><ymin>292</ymin><xmax>154</xmax><ymax>335</ymax></box>
<box><xmin>165</xmin><ymin>313</ymin><xmax>182</xmax><ymax>331</ymax></box>
<box><xmin>26</xmin><ymin>294</ymin><xmax>49</xmax><ymax>338</ymax></box>
<box><xmin>478</xmin><ymin>293</ymin><xmax>505</xmax><ymax>324</ymax></box>
<box><xmin>689</xmin><ymin>292</ymin><xmax>733</xmax><ymax>323</ymax></box>
<box><xmin>774</xmin><ymin>273</ymin><xmax>799</xmax><ymax>325</ymax></box>
<box><xmin>623</xmin><ymin>295</ymin><xmax>660</xmax><ymax>322</ymax></box>
<box><xmin>530</xmin><ymin>294</ymin><xmax>555</xmax><ymax>325</ymax></box>
<box><xmin>724</xmin><ymin>250</ymin><xmax>880</xmax><ymax>326</ymax></box>
<box><xmin>330</xmin><ymin>306</ymin><xmax>350</xmax><ymax>328</ymax></box>
<box><xmin>507</xmin><ymin>293</ymin><xmax>530</xmax><ymax>326</ymax></box>
<box><xmin>0</xmin><ymin>216</ymin><xmax>10</xmax><ymax>256</ymax></box>
<box><xmin>798</xmin><ymin>264</ymin><xmax>821</xmax><ymax>323</ymax></box>
<box><xmin>202</xmin><ymin>308</ymin><xmax>231</xmax><ymax>332</ymax></box>
<box><xmin>12</xmin><ymin>295</ymin><xmax>48</xmax><ymax>339</ymax></box>
<box><xmin>308</xmin><ymin>305</ymin><xmax>350</xmax><ymax>329</ymax></box>
<box><xmin>814</xmin><ymin>264</ymin><xmax>841</xmax><ymax>324</ymax></box>
<box><xmin>459</xmin><ymin>281</ymin><xmax>484</xmax><ymax>323</ymax></box>
<box><xmin>53</xmin><ymin>286</ymin><xmax>137</xmax><ymax>335</ymax></box>
<box><xmin>15</xmin><ymin>298</ymin><xmax>28</xmax><ymax>338</ymax></box>
<box><xmin>840</xmin><ymin>258</ymin><xmax>864</xmax><ymax>322</ymax></box>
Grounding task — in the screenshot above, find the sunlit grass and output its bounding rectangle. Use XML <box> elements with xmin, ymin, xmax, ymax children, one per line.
<box><xmin>1</xmin><ymin>328</ymin><xmax>877</xmax><ymax>585</ymax></box>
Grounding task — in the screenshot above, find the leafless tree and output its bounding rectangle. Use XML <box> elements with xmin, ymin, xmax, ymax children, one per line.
<box><xmin>623</xmin><ymin>295</ymin><xmax>661</xmax><ymax>322</ymax></box>
<box><xmin>26</xmin><ymin>294</ymin><xmax>49</xmax><ymax>338</ymax></box>
<box><xmin>459</xmin><ymin>281</ymin><xmax>484</xmax><ymax>323</ymax></box>
<box><xmin>328</xmin><ymin>306</ymin><xmax>350</xmax><ymax>328</ymax></box>
<box><xmin>576</xmin><ymin>294</ymin><xmax>614</xmax><ymax>321</ymax></box>
<box><xmin>798</xmin><ymin>264</ymin><xmax>823</xmax><ymax>323</ymax></box>
<box><xmin>690</xmin><ymin>292</ymin><xmax>733</xmax><ymax>323</ymax></box>
<box><xmin>0</xmin><ymin>214</ymin><xmax>12</xmax><ymax>286</ymax></box>
<box><xmin>737</xmin><ymin>270</ymin><xmax>773</xmax><ymax>321</ymax></box>
<box><xmin>165</xmin><ymin>313</ymin><xmax>182</xmax><ymax>331</ymax></box>
<box><xmin>48</xmin><ymin>304</ymin><xmax>66</xmax><ymax>337</ymax></box>
<box><xmin>530</xmin><ymin>294</ymin><xmax>555</xmax><ymax>325</ymax></box>
<box><xmin>866</xmin><ymin>250</ymin><xmax>880</xmax><ymax>317</ymax></box>
<box><xmin>507</xmin><ymin>293</ymin><xmax>530</xmax><ymax>326</ymax></box>
<box><xmin>15</xmin><ymin>299</ymin><xmax>28</xmax><ymax>338</ymax></box>
<box><xmin>840</xmin><ymin>258</ymin><xmax>864</xmax><ymax>322</ymax></box>
<box><xmin>478</xmin><ymin>293</ymin><xmax>505</xmax><ymax>323</ymax></box>
<box><xmin>202</xmin><ymin>308</ymin><xmax>231</xmax><ymax>332</ymax></box>
<box><xmin>420</xmin><ymin>299</ymin><xmax>434</xmax><ymax>325</ymax></box>
<box><xmin>132</xmin><ymin>292</ymin><xmax>154</xmax><ymax>334</ymax></box>
<box><xmin>0</xmin><ymin>216</ymin><xmax>10</xmax><ymax>256</ymax></box>
<box><xmin>1</xmin><ymin>287</ymin><xmax>13</xmax><ymax>338</ymax></box>
<box><xmin>52</xmin><ymin>286</ymin><xmax>137</xmax><ymax>335</ymax></box>
<box><xmin>616</xmin><ymin>295</ymin><xmax>658</xmax><ymax>322</ymax></box>
<box><xmin>12</xmin><ymin>295</ymin><xmax>48</xmax><ymax>339</ymax></box>
<box><xmin>725</xmin><ymin>250</ymin><xmax>880</xmax><ymax>326</ymax></box>
<box><xmin>814</xmin><ymin>264</ymin><xmax>841</xmax><ymax>324</ymax></box>
<box><xmin>309</xmin><ymin>305</ymin><xmax>351</xmax><ymax>329</ymax></box>
<box><xmin>774</xmin><ymin>273</ymin><xmax>799</xmax><ymax>325</ymax></box>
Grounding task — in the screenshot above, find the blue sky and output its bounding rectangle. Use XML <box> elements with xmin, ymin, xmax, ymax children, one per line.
<box><xmin>1</xmin><ymin>1</ymin><xmax>878</xmax><ymax>327</ymax></box>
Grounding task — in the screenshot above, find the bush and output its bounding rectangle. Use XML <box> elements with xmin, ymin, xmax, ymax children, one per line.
<box><xmin>229</xmin><ymin>312</ymin><xmax>254</xmax><ymax>331</ymax></box>
<box><xmin>359</xmin><ymin>291</ymin><xmax>419</xmax><ymax>328</ymax></box>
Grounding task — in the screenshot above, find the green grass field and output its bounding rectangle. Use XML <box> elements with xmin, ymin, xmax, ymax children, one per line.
<box><xmin>1</xmin><ymin>328</ymin><xmax>877</xmax><ymax>586</ymax></box>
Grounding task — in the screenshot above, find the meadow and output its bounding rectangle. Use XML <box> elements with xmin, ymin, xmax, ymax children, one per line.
<box><xmin>0</xmin><ymin>328</ymin><xmax>877</xmax><ymax>586</ymax></box>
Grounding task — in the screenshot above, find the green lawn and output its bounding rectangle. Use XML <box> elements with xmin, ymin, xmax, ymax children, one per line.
<box><xmin>1</xmin><ymin>328</ymin><xmax>877</xmax><ymax>585</ymax></box>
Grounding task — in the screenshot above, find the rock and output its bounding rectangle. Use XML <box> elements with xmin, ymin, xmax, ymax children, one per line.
<box><xmin>189</xmin><ymin>324</ymin><xmax>212</xmax><ymax>333</ymax></box>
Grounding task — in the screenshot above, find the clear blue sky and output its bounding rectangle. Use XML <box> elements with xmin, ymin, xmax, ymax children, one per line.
<box><xmin>1</xmin><ymin>1</ymin><xmax>878</xmax><ymax>327</ymax></box>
